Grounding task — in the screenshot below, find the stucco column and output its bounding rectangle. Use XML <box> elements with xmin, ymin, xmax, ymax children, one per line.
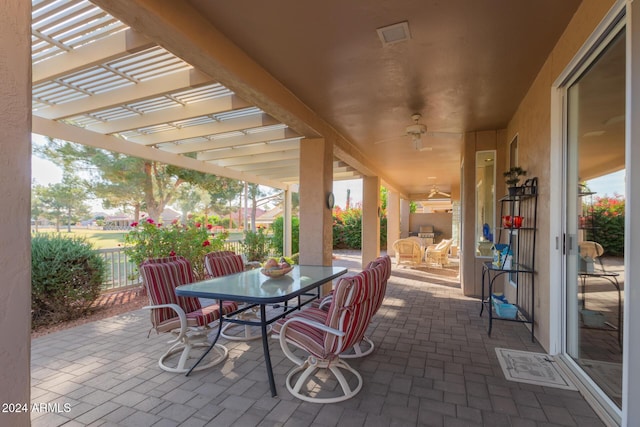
<box><xmin>362</xmin><ymin>176</ymin><xmax>380</xmax><ymax>266</ymax></box>
<box><xmin>283</xmin><ymin>188</ymin><xmax>292</xmax><ymax>257</ymax></box>
<box><xmin>386</xmin><ymin>190</ymin><xmax>400</xmax><ymax>256</ymax></box>
<box><xmin>400</xmin><ymin>198</ymin><xmax>410</xmax><ymax>238</ymax></box>
<box><xmin>0</xmin><ymin>1</ymin><xmax>31</xmax><ymax>425</ymax></box>
<box><xmin>298</xmin><ymin>138</ymin><xmax>333</xmax><ymax>267</ymax></box>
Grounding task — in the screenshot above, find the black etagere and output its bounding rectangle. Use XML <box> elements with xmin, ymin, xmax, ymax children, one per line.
<box><xmin>481</xmin><ymin>177</ymin><xmax>538</xmax><ymax>342</ymax></box>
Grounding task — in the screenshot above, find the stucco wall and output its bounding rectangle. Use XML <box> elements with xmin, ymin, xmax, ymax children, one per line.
<box><xmin>504</xmin><ymin>0</ymin><xmax>617</xmax><ymax>350</ymax></box>
<box><xmin>0</xmin><ymin>1</ymin><xmax>32</xmax><ymax>425</ymax></box>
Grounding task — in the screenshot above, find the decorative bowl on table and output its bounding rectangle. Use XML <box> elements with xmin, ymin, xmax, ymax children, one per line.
<box><xmin>260</xmin><ymin>266</ymin><xmax>293</xmax><ymax>278</ymax></box>
<box><xmin>260</xmin><ymin>257</ymin><xmax>293</xmax><ymax>278</ymax></box>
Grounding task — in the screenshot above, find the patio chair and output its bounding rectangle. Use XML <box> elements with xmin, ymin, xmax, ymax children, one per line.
<box><xmin>392</xmin><ymin>238</ymin><xmax>422</xmax><ymax>266</ymax></box>
<box><xmin>276</xmin><ymin>263</ymin><xmax>384</xmax><ymax>403</ymax></box>
<box><xmin>205</xmin><ymin>250</ymin><xmax>261</xmax><ymax>272</ymax></box>
<box><xmin>425</xmin><ymin>238</ymin><xmax>453</xmax><ymax>267</ymax></box>
<box><xmin>204</xmin><ymin>253</ymin><xmax>266</xmax><ymax>341</ymax></box>
<box><xmin>578</xmin><ymin>241</ymin><xmax>605</xmax><ymax>273</ymax></box>
<box><xmin>139</xmin><ymin>256</ymin><xmax>238</xmax><ymax>373</ymax></box>
<box><xmin>300</xmin><ymin>255</ymin><xmax>391</xmax><ymax>359</ymax></box>
<box><xmin>339</xmin><ymin>255</ymin><xmax>391</xmax><ymax>358</ymax></box>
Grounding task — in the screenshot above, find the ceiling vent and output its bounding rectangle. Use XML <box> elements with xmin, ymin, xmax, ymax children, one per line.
<box><xmin>377</xmin><ymin>21</ymin><xmax>411</xmax><ymax>46</ymax></box>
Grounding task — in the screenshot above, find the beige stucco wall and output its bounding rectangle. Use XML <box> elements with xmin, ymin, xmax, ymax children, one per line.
<box><xmin>504</xmin><ymin>0</ymin><xmax>617</xmax><ymax>350</ymax></box>
<box><xmin>0</xmin><ymin>1</ymin><xmax>32</xmax><ymax>425</ymax></box>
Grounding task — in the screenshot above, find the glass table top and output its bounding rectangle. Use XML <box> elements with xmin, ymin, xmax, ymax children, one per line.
<box><xmin>175</xmin><ymin>265</ymin><xmax>347</xmax><ymax>304</ymax></box>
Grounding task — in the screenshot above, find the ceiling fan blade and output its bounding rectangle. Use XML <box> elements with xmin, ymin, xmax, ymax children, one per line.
<box><xmin>425</xmin><ymin>131</ymin><xmax>463</xmax><ymax>140</ymax></box>
<box><xmin>373</xmin><ymin>134</ymin><xmax>406</xmax><ymax>145</ymax></box>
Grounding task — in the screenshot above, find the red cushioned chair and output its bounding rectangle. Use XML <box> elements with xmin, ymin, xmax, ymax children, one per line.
<box><xmin>140</xmin><ymin>256</ymin><xmax>238</xmax><ymax>373</ymax></box>
<box><xmin>204</xmin><ymin>250</ymin><xmax>261</xmax><ymax>273</ymax></box>
<box><xmin>276</xmin><ymin>263</ymin><xmax>384</xmax><ymax>403</ymax></box>
<box><xmin>306</xmin><ymin>255</ymin><xmax>391</xmax><ymax>359</ymax></box>
<box><xmin>339</xmin><ymin>255</ymin><xmax>391</xmax><ymax>358</ymax></box>
<box><xmin>204</xmin><ymin>253</ymin><xmax>267</xmax><ymax>341</ymax></box>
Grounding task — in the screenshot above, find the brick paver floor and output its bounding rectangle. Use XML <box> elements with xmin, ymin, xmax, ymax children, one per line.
<box><xmin>30</xmin><ymin>252</ymin><xmax>606</xmax><ymax>426</ymax></box>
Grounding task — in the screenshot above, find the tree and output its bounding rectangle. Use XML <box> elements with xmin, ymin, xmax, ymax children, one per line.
<box><xmin>247</xmin><ymin>183</ymin><xmax>267</xmax><ymax>231</ymax></box>
<box><xmin>173</xmin><ymin>168</ymin><xmax>244</xmax><ymax>227</ymax></box>
<box><xmin>36</xmin><ymin>139</ymin><xmax>183</xmax><ymax>221</ymax></box>
<box><xmin>172</xmin><ymin>183</ymin><xmax>207</xmax><ymax>224</ymax></box>
<box><xmin>36</xmin><ymin>174</ymin><xmax>91</xmax><ymax>232</ymax></box>
<box><xmin>31</xmin><ymin>183</ymin><xmax>47</xmax><ymax>232</ymax></box>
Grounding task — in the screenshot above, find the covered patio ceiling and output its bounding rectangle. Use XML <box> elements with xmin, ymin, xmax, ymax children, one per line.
<box><xmin>32</xmin><ymin>0</ymin><xmax>582</xmax><ymax>197</ymax></box>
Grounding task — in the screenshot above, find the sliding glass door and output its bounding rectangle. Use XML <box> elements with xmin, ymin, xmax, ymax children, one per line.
<box><xmin>564</xmin><ymin>24</ymin><xmax>625</xmax><ymax>409</ymax></box>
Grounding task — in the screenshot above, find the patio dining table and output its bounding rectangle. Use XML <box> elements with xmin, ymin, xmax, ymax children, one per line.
<box><xmin>175</xmin><ymin>264</ymin><xmax>348</xmax><ymax>397</ymax></box>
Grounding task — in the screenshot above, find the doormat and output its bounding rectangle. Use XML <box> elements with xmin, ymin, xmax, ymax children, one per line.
<box><xmin>495</xmin><ymin>348</ymin><xmax>577</xmax><ymax>390</ymax></box>
<box><xmin>580</xmin><ymin>359</ymin><xmax>622</xmax><ymax>400</ymax></box>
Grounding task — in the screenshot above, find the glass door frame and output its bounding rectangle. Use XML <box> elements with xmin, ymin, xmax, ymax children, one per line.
<box><xmin>550</xmin><ymin>3</ymin><xmax>627</xmax><ymax>425</ymax></box>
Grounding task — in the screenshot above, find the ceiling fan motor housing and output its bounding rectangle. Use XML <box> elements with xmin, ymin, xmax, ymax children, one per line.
<box><xmin>406</xmin><ymin>123</ymin><xmax>426</xmax><ymax>137</ymax></box>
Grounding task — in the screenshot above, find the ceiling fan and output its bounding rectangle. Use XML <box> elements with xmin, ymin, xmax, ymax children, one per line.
<box><xmin>374</xmin><ymin>113</ymin><xmax>462</xmax><ymax>151</ymax></box>
<box><xmin>427</xmin><ymin>185</ymin><xmax>451</xmax><ymax>199</ymax></box>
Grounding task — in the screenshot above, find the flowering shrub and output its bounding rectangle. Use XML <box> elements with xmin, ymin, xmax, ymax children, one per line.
<box><xmin>586</xmin><ymin>194</ymin><xmax>625</xmax><ymax>256</ymax></box>
<box><xmin>124</xmin><ymin>218</ymin><xmax>228</xmax><ymax>280</ymax></box>
<box><xmin>332</xmin><ymin>206</ymin><xmax>388</xmax><ymax>249</ymax></box>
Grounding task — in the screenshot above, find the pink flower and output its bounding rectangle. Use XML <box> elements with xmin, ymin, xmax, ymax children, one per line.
<box><xmin>169</xmin><ymin>250</ymin><xmax>176</xmax><ymax>256</ymax></box>
<box><xmin>146</xmin><ymin>218</ymin><xmax>155</xmax><ymax>224</ymax></box>
<box><xmin>195</xmin><ymin>222</ymin><xmax>201</xmax><ymax>228</ymax></box>
<box><xmin>206</xmin><ymin>224</ymin><xmax>213</xmax><ymax>230</ymax></box>
<box><xmin>171</xmin><ymin>219</ymin><xmax>179</xmax><ymax>225</ymax></box>
<box><xmin>130</xmin><ymin>222</ymin><xmax>138</xmax><ymax>227</ymax></box>
<box><xmin>202</xmin><ymin>240</ymin><xmax>211</xmax><ymax>247</ymax></box>
<box><xmin>157</xmin><ymin>223</ymin><xmax>162</xmax><ymax>227</ymax></box>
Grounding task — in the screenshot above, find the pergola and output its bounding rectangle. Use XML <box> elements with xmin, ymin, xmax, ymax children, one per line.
<box><xmin>31</xmin><ymin>0</ymin><xmax>362</xmax><ymax>191</ymax></box>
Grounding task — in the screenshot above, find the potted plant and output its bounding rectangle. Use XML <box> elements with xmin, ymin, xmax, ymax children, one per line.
<box><xmin>503</xmin><ymin>166</ymin><xmax>527</xmax><ymax>195</ymax></box>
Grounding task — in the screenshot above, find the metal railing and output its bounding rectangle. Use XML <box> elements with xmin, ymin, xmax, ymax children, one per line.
<box><xmin>97</xmin><ymin>240</ymin><xmax>278</xmax><ymax>292</ymax></box>
<box><xmin>96</xmin><ymin>248</ymin><xmax>140</xmax><ymax>291</ymax></box>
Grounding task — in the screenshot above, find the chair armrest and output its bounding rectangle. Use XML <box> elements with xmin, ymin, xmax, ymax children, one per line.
<box><xmin>143</xmin><ymin>303</ymin><xmax>188</xmax><ymax>342</ymax></box>
<box><xmin>318</xmin><ymin>295</ymin><xmax>333</xmax><ymax>310</ymax></box>
<box><xmin>281</xmin><ymin>316</ymin><xmax>345</xmax><ymax>337</ymax></box>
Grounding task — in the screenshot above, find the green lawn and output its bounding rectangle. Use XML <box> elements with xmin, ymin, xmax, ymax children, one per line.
<box><xmin>33</xmin><ymin>228</ymin><xmax>127</xmax><ymax>249</ymax></box>
<box><xmin>32</xmin><ymin>228</ymin><xmax>249</xmax><ymax>250</ymax></box>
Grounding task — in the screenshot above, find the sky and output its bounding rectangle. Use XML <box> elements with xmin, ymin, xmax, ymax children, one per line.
<box><xmin>332</xmin><ymin>179</ymin><xmax>363</xmax><ymax>208</ymax></box>
<box><xmin>586</xmin><ymin>169</ymin><xmax>625</xmax><ymax>197</ymax></box>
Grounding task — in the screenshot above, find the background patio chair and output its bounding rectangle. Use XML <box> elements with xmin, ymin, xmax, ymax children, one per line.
<box><xmin>579</xmin><ymin>241</ymin><xmax>605</xmax><ymax>272</ymax></box>
<box><xmin>425</xmin><ymin>238</ymin><xmax>453</xmax><ymax>267</ymax></box>
<box><xmin>276</xmin><ymin>263</ymin><xmax>385</xmax><ymax>403</ymax></box>
<box><xmin>205</xmin><ymin>250</ymin><xmax>261</xmax><ymax>272</ymax></box>
<box><xmin>140</xmin><ymin>256</ymin><xmax>238</xmax><ymax>373</ymax></box>
<box><xmin>204</xmin><ymin>252</ymin><xmax>265</xmax><ymax>341</ymax></box>
<box><xmin>392</xmin><ymin>238</ymin><xmax>422</xmax><ymax>266</ymax></box>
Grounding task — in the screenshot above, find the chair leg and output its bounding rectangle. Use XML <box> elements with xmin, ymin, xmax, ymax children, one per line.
<box><xmin>284</xmin><ymin>356</ymin><xmax>363</xmax><ymax>403</ymax></box>
<box><xmin>158</xmin><ymin>330</ymin><xmax>228</xmax><ymax>373</ymax></box>
<box><xmin>339</xmin><ymin>336</ymin><xmax>375</xmax><ymax>359</ymax></box>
